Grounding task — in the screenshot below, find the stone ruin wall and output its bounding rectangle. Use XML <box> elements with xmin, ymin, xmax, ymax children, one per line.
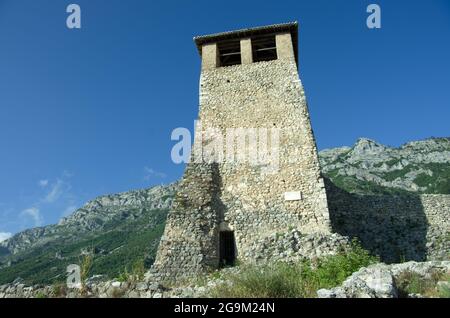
<box><xmin>198</xmin><ymin>58</ymin><xmax>331</xmax><ymax>239</ymax></box>
<box><xmin>151</xmin><ymin>163</ymin><xmax>222</xmax><ymax>282</ymax></box>
<box><xmin>153</xmin><ymin>176</ymin><xmax>450</xmax><ymax>283</ymax></box>
<box><xmin>152</xmin><ymin>43</ymin><xmax>331</xmax><ymax>282</ymax></box>
<box><xmin>326</xmin><ymin>179</ymin><xmax>450</xmax><ymax>263</ymax></box>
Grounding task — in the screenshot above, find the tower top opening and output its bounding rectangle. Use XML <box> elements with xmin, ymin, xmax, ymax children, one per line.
<box><xmin>194</xmin><ymin>21</ymin><xmax>299</xmax><ymax>66</ymax></box>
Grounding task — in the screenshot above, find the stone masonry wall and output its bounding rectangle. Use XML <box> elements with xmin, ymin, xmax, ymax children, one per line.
<box><xmin>151</xmin><ymin>163</ymin><xmax>223</xmax><ymax>283</ymax></box>
<box><xmin>326</xmin><ymin>179</ymin><xmax>450</xmax><ymax>263</ymax></box>
<box><xmin>153</xmin><ymin>55</ymin><xmax>331</xmax><ymax>282</ymax></box>
<box><xmin>198</xmin><ymin>59</ymin><xmax>330</xmax><ymax>236</ymax></box>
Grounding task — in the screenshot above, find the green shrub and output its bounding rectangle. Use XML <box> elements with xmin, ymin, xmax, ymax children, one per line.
<box><xmin>395</xmin><ymin>270</ymin><xmax>449</xmax><ymax>298</ymax></box>
<box><xmin>130</xmin><ymin>258</ymin><xmax>146</xmax><ymax>281</ymax></box>
<box><xmin>80</xmin><ymin>253</ymin><xmax>93</xmax><ymax>281</ymax></box>
<box><xmin>35</xmin><ymin>291</ymin><xmax>48</xmax><ymax>298</ymax></box>
<box><xmin>210</xmin><ymin>262</ymin><xmax>304</xmax><ymax>298</ymax></box>
<box><xmin>116</xmin><ymin>258</ymin><xmax>145</xmax><ymax>283</ymax></box>
<box><xmin>309</xmin><ymin>240</ymin><xmax>378</xmax><ymax>290</ymax></box>
<box><xmin>209</xmin><ymin>241</ymin><xmax>377</xmax><ymax>298</ymax></box>
<box><xmin>439</xmin><ymin>281</ymin><xmax>450</xmax><ymax>298</ymax></box>
<box><xmin>116</xmin><ymin>270</ymin><xmax>130</xmax><ymax>283</ymax></box>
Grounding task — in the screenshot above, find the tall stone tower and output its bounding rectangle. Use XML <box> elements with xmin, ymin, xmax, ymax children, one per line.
<box><xmin>152</xmin><ymin>22</ymin><xmax>331</xmax><ymax>282</ymax></box>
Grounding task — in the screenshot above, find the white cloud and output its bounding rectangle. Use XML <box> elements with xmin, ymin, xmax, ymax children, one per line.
<box><xmin>0</xmin><ymin>232</ymin><xmax>12</xmax><ymax>242</ymax></box>
<box><xmin>44</xmin><ymin>179</ymin><xmax>66</xmax><ymax>203</ymax></box>
<box><xmin>21</xmin><ymin>207</ymin><xmax>43</xmax><ymax>227</ymax></box>
<box><xmin>38</xmin><ymin>179</ymin><xmax>49</xmax><ymax>187</ymax></box>
<box><xmin>144</xmin><ymin>167</ymin><xmax>167</xmax><ymax>181</ymax></box>
<box><xmin>4</xmin><ymin>171</ymin><xmax>77</xmax><ymax>232</ymax></box>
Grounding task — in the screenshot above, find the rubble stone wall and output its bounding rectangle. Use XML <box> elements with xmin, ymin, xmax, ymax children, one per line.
<box><xmin>152</xmin><ymin>54</ymin><xmax>330</xmax><ymax>282</ymax></box>
<box><xmin>326</xmin><ymin>180</ymin><xmax>450</xmax><ymax>263</ymax></box>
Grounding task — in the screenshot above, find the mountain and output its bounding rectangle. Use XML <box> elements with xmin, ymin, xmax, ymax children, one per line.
<box><xmin>319</xmin><ymin>137</ymin><xmax>450</xmax><ymax>195</ymax></box>
<box><xmin>0</xmin><ymin>137</ymin><xmax>448</xmax><ymax>285</ymax></box>
<box><xmin>0</xmin><ymin>184</ymin><xmax>176</xmax><ymax>284</ymax></box>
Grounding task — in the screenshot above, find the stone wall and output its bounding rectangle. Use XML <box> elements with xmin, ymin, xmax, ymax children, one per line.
<box><xmin>326</xmin><ymin>179</ymin><xmax>450</xmax><ymax>263</ymax></box>
<box><xmin>198</xmin><ymin>58</ymin><xmax>330</xmax><ymax>235</ymax></box>
<box><xmin>153</xmin><ymin>50</ymin><xmax>330</xmax><ymax>282</ymax></box>
<box><xmin>151</xmin><ymin>163</ymin><xmax>222</xmax><ymax>283</ymax></box>
<box><xmin>243</xmin><ymin>231</ymin><xmax>352</xmax><ymax>264</ymax></box>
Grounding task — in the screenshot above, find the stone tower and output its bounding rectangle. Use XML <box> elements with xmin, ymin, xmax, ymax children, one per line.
<box><xmin>152</xmin><ymin>22</ymin><xmax>331</xmax><ymax>282</ymax></box>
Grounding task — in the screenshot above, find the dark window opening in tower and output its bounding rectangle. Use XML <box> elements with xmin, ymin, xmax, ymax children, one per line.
<box><xmin>252</xmin><ymin>34</ymin><xmax>277</xmax><ymax>62</ymax></box>
<box><xmin>219</xmin><ymin>231</ymin><xmax>236</xmax><ymax>267</ymax></box>
<box><xmin>218</xmin><ymin>40</ymin><xmax>241</xmax><ymax>67</ymax></box>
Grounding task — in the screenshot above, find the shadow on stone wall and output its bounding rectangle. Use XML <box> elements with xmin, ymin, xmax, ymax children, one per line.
<box><xmin>325</xmin><ymin>178</ymin><xmax>428</xmax><ymax>263</ymax></box>
<box><xmin>211</xmin><ymin>163</ymin><xmax>226</xmax><ymax>225</ymax></box>
<box><xmin>151</xmin><ymin>163</ymin><xmax>228</xmax><ymax>281</ymax></box>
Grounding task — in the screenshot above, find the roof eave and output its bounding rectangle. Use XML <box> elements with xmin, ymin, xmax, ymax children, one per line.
<box><xmin>193</xmin><ymin>22</ymin><xmax>299</xmax><ymax>63</ymax></box>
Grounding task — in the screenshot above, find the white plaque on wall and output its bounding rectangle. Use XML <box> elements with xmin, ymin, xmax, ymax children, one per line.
<box><xmin>284</xmin><ymin>191</ymin><xmax>302</xmax><ymax>201</ymax></box>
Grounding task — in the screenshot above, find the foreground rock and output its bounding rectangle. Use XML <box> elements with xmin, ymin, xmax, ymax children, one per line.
<box><xmin>1</xmin><ymin>260</ymin><xmax>449</xmax><ymax>298</ymax></box>
<box><xmin>317</xmin><ymin>261</ymin><xmax>450</xmax><ymax>298</ymax></box>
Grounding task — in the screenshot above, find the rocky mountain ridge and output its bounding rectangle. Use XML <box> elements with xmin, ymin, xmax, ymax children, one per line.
<box><xmin>320</xmin><ymin>137</ymin><xmax>450</xmax><ymax>194</ymax></box>
<box><xmin>1</xmin><ymin>184</ymin><xmax>176</xmax><ymax>256</ymax></box>
<box><xmin>0</xmin><ymin>184</ymin><xmax>177</xmax><ymax>284</ymax></box>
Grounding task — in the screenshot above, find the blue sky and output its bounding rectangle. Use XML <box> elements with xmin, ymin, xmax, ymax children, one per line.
<box><xmin>0</xmin><ymin>0</ymin><xmax>449</xmax><ymax>237</ymax></box>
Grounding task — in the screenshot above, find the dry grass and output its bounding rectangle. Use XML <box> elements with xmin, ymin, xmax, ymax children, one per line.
<box><xmin>395</xmin><ymin>270</ymin><xmax>450</xmax><ymax>298</ymax></box>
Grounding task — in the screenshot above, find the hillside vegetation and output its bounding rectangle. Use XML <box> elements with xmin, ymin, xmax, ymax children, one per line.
<box><xmin>0</xmin><ymin>185</ymin><xmax>176</xmax><ymax>285</ymax></box>
<box><xmin>320</xmin><ymin>137</ymin><xmax>450</xmax><ymax>195</ymax></box>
